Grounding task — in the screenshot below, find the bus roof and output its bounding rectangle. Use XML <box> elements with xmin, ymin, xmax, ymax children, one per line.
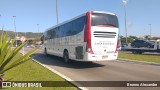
<box><xmin>92</xmin><ymin>11</ymin><xmax>116</xmax><ymax>16</ymax></box>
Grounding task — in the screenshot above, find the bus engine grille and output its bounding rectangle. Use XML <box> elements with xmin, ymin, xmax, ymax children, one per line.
<box><xmin>93</xmin><ymin>31</ymin><xmax>116</xmax><ymax>38</ymax></box>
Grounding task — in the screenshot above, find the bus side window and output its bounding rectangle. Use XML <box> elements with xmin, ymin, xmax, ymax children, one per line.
<box><xmin>44</xmin><ymin>32</ymin><xmax>47</xmax><ymax>40</ymax></box>
<box><xmin>65</xmin><ymin>22</ymin><xmax>72</xmax><ymax>36</ymax></box>
<box><xmin>74</xmin><ymin>16</ymin><xmax>86</xmax><ymax>35</ymax></box>
<box><xmin>46</xmin><ymin>30</ymin><xmax>50</xmax><ymax>40</ymax></box>
<box><xmin>70</xmin><ymin>20</ymin><xmax>77</xmax><ymax>36</ymax></box>
<box><xmin>78</xmin><ymin>16</ymin><xmax>86</xmax><ymax>33</ymax></box>
<box><xmin>50</xmin><ymin>28</ymin><xmax>56</xmax><ymax>39</ymax></box>
<box><xmin>56</xmin><ymin>27</ymin><xmax>60</xmax><ymax>38</ymax></box>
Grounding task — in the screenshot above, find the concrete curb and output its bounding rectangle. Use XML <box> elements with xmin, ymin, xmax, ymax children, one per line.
<box><xmin>118</xmin><ymin>58</ymin><xmax>160</xmax><ymax>65</ymax></box>
<box><xmin>20</xmin><ymin>48</ymin><xmax>88</xmax><ymax>90</ymax></box>
<box><xmin>32</xmin><ymin>59</ymin><xmax>89</xmax><ymax>90</ymax></box>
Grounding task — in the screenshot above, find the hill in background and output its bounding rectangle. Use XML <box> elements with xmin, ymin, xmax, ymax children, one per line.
<box><xmin>0</xmin><ymin>30</ymin><xmax>43</xmax><ymax>39</ymax></box>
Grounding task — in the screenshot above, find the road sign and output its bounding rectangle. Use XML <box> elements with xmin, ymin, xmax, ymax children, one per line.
<box><xmin>20</xmin><ymin>36</ymin><xmax>26</xmax><ymax>42</ymax></box>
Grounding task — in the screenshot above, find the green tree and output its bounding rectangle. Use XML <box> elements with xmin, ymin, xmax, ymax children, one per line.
<box><xmin>120</xmin><ymin>35</ymin><xmax>126</xmax><ymax>44</ymax></box>
<box><xmin>144</xmin><ymin>35</ymin><xmax>150</xmax><ymax>40</ymax></box>
<box><xmin>0</xmin><ymin>32</ymin><xmax>36</xmax><ymax>86</ymax></box>
<box><xmin>128</xmin><ymin>36</ymin><xmax>138</xmax><ymax>43</ymax></box>
<box><xmin>120</xmin><ymin>35</ymin><xmax>138</xmax><ymax>44</ymax></box>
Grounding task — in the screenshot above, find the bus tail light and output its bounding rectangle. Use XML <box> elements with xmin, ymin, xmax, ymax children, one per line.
<box><xmin>86</xmin><ymin>41</ymin><xmax>94</xmax><ymax>54</ymax></box>
<box><xmin>87</xmin><ymin>48</ymin><xmax>94</xmax><ymax>54</ymax></box>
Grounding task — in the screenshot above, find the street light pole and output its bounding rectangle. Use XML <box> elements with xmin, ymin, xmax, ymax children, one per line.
<box><xmin>13</xmin><ymin>16</ymin><xmax>17</xmax><ymax>47</ymax></box>
<box><xmin>122</xmin><ymin>0</ymin><xmax>128</xmax><ymax>44</ymax></box>
<box><xmin>0</xmin><ymin>14</ymin><xmax>1</xmax><ymax>30</ymax></box>
<box><xmin>149</xmin><ymin>24</ymin><xmax>151</xmax><ymax>38</ymax></box>
<box><xmin>37</xmin><ymin>24</ymin><xmax>39</xmax><ymax>38</ymax></box>
<box><xmin>144</xmin><ymin>28</ymin><xmax>145</xmax><ymax>38</ymax></box>
<box><xmin>56</xmin><ymin>0</ymin><xmax>59</xmax><ymax>24</ymax></box>
<box><xmin>0</xmin><ymin>14</ymin><xmax>4</xmax><ymax>30</ymax></box>
<box><xmin>124</xmin><ymin>5</ymin><xmax>127</xmax><ymax>43</ymax></box>
<box><xmin>2</xmin><ymin>26</ymin><xmax>4</xmax><ymax>30</ymax></box>
<box><xmin>0</xmin><ymin>14</ymin><xmax>1</xmax><ymax>28</ymax></box>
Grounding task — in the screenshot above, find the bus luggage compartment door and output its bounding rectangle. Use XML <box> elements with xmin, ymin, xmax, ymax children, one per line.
<box><xmin>75</xmin><ymin>46</ymin><xmax>83</xmax><ymax>59</ymax></box>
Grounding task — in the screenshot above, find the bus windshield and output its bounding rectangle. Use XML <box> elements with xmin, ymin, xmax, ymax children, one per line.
<box><xmin>92</xmin><ymin>13</ymin><xmax>119</xmax><ymax>28</ymax></box>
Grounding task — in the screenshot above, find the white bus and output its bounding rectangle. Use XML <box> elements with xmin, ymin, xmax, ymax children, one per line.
<box><xmin>43</xmin><ymin>11</ymin><xmax>119</xmax><ymax>63</ymax></box>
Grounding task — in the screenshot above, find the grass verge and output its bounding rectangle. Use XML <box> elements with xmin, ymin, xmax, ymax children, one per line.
<box><xmin>3</xmin><ymin>54</ymin><xmax>78</xmax><ymax>90</ymax></box>
<box><xmin>118</xmin><ymin>52</ymin><xmax>160</xmax><ymax>64</ymax></box>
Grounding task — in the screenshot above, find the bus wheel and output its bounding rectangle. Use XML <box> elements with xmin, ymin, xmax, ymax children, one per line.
<box><xmin>63</xmin><ymin>51</ymin><xmax>69</xmax><ymax>63</ymax></box>
<box><xmin>44</xmin><ymin>48</ymin><xmax>48</xmax><ymax>56</ymax></box>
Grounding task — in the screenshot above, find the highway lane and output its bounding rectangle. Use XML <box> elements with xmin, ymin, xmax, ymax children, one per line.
<box><xmin>26</xmin><ymin>48</ymin><xmax>160</xmax><ymax>90</ymax></box>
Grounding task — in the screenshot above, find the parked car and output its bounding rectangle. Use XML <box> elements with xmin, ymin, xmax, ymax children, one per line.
<box><xmin>121</xmin><ymin>43</ymin><xmax>129</xmax><ymax>50</ymax></box>
<box><xmin>131</xmin><ymin>40</ymin><xmax>154</xmax><ymax>48</ymax></box>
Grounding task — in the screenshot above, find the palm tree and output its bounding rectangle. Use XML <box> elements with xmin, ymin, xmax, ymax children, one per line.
<box><xmin>0</xmin><ymin>32</ymin><xmax>36</xmax><ymax>86</ymax></box>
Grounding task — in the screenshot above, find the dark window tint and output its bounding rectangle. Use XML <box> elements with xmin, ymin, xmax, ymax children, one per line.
<box><xmin>45</xmin><ymin>16</ymin><xmax>86</xmax><ymax>40</ymax></box>
<box><xmin>92</xmin><ymin>13</ymin><xmax>118</xmax><ymax>27</ymax></box>
<box><xmin>65</xmin><ymin>16</ymin><xmax>86</xmax><ymax>36</ymax></box>
<box><xmin>44</xmin><ymin>32</ymin><xmax>47</xmax><ymax>40</ymax></box>
<box><xmin>58</xmin><ymin>26</ymin><xmax>65</xmax><ymax>37</ymax></box>
<box><xmin>69</xmin><ymin>16</ymin><xmax>86</xmax><ymax>36</ymax></box>
<box><xmin>46</xmin><ymin>30</ymin><xmax>52</xmax><ymax>39</ymax></box>
<box><xmin>65</xmin><ymin>22</ymin><xmax>73</xmax><ymax>36</ymax></box>
<box><xmin>56</xmin><ymin>27</ymin><xmax>60</xmax><ymax>38</ymax></box>
<box><xmin>51</xmin><ymin>28</ymin><xmax>56</xmax><ymax>39</ymax></box>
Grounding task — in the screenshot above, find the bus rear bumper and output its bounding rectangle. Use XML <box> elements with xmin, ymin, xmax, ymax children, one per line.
<box><xmin>83</xmin><ymin>53</ymin><xmax>118</xmax><ymax>61</ymax></box>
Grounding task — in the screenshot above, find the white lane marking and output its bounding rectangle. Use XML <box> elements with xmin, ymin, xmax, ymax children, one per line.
<box><xmin>117</xmin><ymin>58</ymin><xmax>160</xmax><ymax>65</ymax></box>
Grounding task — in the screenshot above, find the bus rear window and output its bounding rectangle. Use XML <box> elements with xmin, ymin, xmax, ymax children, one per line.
<box><xmin>92</xmin><ymin>13</ymin><xmax>118</xmax><ymax>28</ymax></box>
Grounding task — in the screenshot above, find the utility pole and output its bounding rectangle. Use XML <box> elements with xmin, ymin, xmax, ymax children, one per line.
<box><xmin>56</xmin><ymin>0</ymin><xmax>59</xmax><ymax>24</ymax></box>
<box><xmin>122</xmin><ymin>0</ymin><xmax>128</xmax><ymax>44</ymax></box>
<box><xmin>0</xmin><ymin>14</ymin><xmax>4</xmax><ymax>30</ymax></box>
<box><xmin>149</xmin><ymin>24</ymin><xmax>151</xmax><ymax>38</ymax></box>
<box><xmin>144</xmin><ymin>28</ymin><xmax>145</xmax><ymax>38</ymax></box>
<box><xmin>37</xmin><ymin>24</ymin><xmax>39</xmax><ymax>38</ymax></box>
<box><xmin>0</xmin><ymin>14</ymin><xmax>1</xmax><ymax>30</ymax></box>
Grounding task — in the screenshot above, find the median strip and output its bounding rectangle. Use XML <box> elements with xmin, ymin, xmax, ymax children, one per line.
<box><xmin>32</xmin><ymin>59</ymin><xmax>89</xmax><ymax>90</ymax></box>
<box><xmin>118</xmin><ymin>52</ymin><xmax>160</xmax><ymax>64</ymax></box>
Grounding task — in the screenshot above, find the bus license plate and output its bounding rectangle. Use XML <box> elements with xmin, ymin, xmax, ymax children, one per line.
<box><xmin>102</xmin><ymin>56</ymin><xmax>108</xmax><ymax>59</ymax></box>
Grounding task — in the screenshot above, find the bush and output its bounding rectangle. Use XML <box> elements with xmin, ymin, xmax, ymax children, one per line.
<box><xmin>0</xmin><ymin>32</ymin><xmax>36</xmax><ymax>85</ymax></box>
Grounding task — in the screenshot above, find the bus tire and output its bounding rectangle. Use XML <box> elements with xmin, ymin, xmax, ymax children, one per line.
<box><xmin>63</xmin><ymin>51</ymin><xmax>69</xmax><ymax>63</ymax></box>
<box><xmin>44</xmin><ymin>48</ymin><xmax>48</xmax><ymax>56</ymax></box>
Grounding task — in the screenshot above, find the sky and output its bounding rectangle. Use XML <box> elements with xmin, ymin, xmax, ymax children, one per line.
<box><xmin>0</xmin><ymin>0</ymin><xmax>160</xmax><ymax>37</ymax></box>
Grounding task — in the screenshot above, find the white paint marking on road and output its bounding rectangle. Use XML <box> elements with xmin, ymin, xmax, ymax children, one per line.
<box><xmin>32</xmin><ymin>59</ymin><xmax>89</xmax><ymax>90</ymax></box>
<box><xmin>117</xmin><ymin>58</ymin><xmax>160</xmax><ymax>65</ymax></box>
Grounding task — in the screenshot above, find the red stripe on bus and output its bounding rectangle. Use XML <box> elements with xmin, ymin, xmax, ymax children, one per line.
<box><xmin>84</xmin><ymin>11</ymin><xmax>94</xmax><ymax>54</ymax></box>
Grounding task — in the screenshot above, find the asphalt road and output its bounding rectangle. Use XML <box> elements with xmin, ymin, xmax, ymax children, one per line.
<box><xmin>25</xmin><ymin>48</ymin><xmax>160</xmax><ymax>90</ymax></box>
